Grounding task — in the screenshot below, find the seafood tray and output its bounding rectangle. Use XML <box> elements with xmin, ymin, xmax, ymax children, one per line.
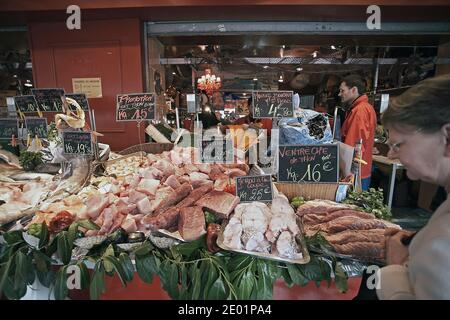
<box><xmin>217</xmin><ymin>165</ymin><xmax>313</xmax><ymax>264</ymax></box>
<box><xmin>217</xmin><ymin>216</ymin><xmax>310</xmax><ymax>265</ymax></box>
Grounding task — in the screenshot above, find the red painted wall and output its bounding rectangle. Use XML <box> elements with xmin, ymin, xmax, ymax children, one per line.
<box><xmin>28</xmin><ymin>19</ymin><xmax>145</xmax><ymax>151</ymax></box>
<box><xmin>67</xmin><ymin>273</ymin><xmax>361</xmax><ymax>300</ymax></box>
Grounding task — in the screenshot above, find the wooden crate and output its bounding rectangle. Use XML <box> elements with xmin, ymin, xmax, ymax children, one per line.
<box><xmin>274</xmin><ymin>182</ymin><xmax>351</xmax><ymax>201</ymax></box>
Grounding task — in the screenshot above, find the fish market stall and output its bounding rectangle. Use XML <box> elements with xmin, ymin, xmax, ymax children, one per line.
<box><xmin>0</xmin><ymin>89</ymin><xmax>403</xmax><ymax>300</ymax></box>
<box><xmin>0</xmin><ymin>136</ymin><xmax>400</xmax><ymax>300</ymax></box>
<box><xmin>1</xmin><ymin>88</ymin><xmax>401</xmax><ymax>300</ymax></box>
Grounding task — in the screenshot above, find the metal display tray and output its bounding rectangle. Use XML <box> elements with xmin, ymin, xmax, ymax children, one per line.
<box><xmin>217</xmin><ymin>216</ymin><xmax>311</xmax><ymax>265</ymax></box>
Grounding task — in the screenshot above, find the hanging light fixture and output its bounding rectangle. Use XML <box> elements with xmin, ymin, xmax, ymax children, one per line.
<box><xmin>197</xmin><ymin>69</ymin><xmax>221</xmax><ymax>96</ymax></box>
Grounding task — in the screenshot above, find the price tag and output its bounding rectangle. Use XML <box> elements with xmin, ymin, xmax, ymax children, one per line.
<box><xmin>0</xmin><ymin>118</ymin><xmax>19</xmax><ymax>140</ymax></box>
<box><xmin>236</xmin><ymin>175</ymin><xmax>273</xmax><ymax>203</ymax></box>
<box><xmin>62</xmin><ymin>131</ymin><xmax>93</xmax><ymax>155</ymax></box>
<box><xmin>31</xmin><ymin>88</ymin><xmax>65</xmax><ymax>112</ymax></box>
<box><xmin>14</xmin><ymin>95</ymin><xmax>39</xmax><ymax>113</ymax></box>
<box><xmin>25</xmin><ymin>117</ymin><xmax>48</xmax><ymax>139</ymax></box>
<box><xmin>252</xmin><ymin>91</ymin><xmax>293</xmax><ymax>118</ymax></box>
<box><xmin>277</xmin><ymin>144</ymin><xmax>339</xmax><ymax>183</ymax></box>
<box><xmin>65</xmin><ymin>93</ymin><xmax>90</xmax><ymax>112</ymax></box>
<box><xmin>116</xmin><ymin>93</ymin><xmax>155</xmax><ymax>121</ymax></box>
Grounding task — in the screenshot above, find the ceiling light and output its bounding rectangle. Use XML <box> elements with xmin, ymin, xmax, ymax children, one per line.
<box><xmin>24</xmin><ymin>83</ymin><xmax>33</xmax><ymax>87</ymax></box>
<box><xmin>243</xmin><ymin>93</ymin><xmax>247</xmax><ymax>96</ymax></box>
<box><xmin>312</xmin><ymin>51</ymin><xmax>318</xmax><ymax>58</ymax></box>
<box><xmin>172</xmin><ymin>72</ymin><xmax>176</xmax><ymax>75</ymax></box>
<box><xmin>278</xmin><ymin>75</ymin><xmax>284</xmax><ymax>83</ymax></box>
<box><xmin>296</xmin><ymin>67</ymin><xmax>303</xmax><ymax>72</ymax></box>
<box><xmin>282</xmin><ymin>45</ymin><xmax>286</xmax><ymax>49</ymax></box>
<box><xmin>197</xmin><ymin>69</ymin><xmax>221</xmax><ymax>96</ymax></box>
<box><xmin>253</xmin><ymin>77</ymin><xmax>258</xmax><ymax>81</ymax></box>
<box><xmin>331</xmin><ymin>45</ymin><xmax>336</xmax><ymax>50</ymax></box>
<box><xmin>263</xmin><ymin>65</ymin><xmax>268</xmax><ymax>69</ymax></box>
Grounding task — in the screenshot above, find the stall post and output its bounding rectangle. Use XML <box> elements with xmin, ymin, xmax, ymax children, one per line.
<box><xmin>90</xmin><ymin>109</ymin><xmax>99</xmax><ymax>161</ymax></box>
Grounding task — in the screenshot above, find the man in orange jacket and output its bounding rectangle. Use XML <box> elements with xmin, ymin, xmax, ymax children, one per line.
<box><xmin>339</xmin><ymin>75</ymin><xmax>377</xmax><ymax>191</ymax></box>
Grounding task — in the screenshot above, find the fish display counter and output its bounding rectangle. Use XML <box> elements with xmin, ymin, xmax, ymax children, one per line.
<box><xmin>0</xmin><ymin>138</ymin><xmax>396</xmax><ymax>300</ymax></box>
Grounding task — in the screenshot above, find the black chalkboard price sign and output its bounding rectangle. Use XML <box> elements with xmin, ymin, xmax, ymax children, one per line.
<box><xmin>278</xmin><ymin>144</ymin><xmax>339</xmax><ymax>183</ymax></box>
<box><xmin>65</xmin><ymin>93</ymin><xmax>90</xmax><ymax>112</ymax></box>
<box><xmin>252</xmin><ymin>90</ymin><xmax>294</xmax><ymax>118</ymax></box>
<box><xmin>25</xmin><ymin>117</ymin><xmax>48</xmax><ymax>139</ymax></box>
<box><xmin>200</xmin><ymin>139</ymin><xmax>234</xmax><ymax>164</ymax></box>
<box><xmin>31</xmin><ymin>88</ymin><xmax>65</xmax><ymax>112</ymax></box>
<box><xmin>14</xmin><ymin>95</ymin><xmax>39</xmax><ymax>113</ymax></box>
<box><xmin>236</xmin><ymin>174</ymin><xmax>273</xmax><ymax>203</ymax></box>
<box><xmin>62</xmin><ymin>131</ymin><xmax>93</xmax><ymax>155</ymax></box>
<box><xmin>116</xmin><ymin>93</ymin><xmax>155</xmax><ymax>121</ymax></box>
<box><xmin>0</xmin><ymin>118</ymin><xmax>19</xmax><ymax>140</ymax></box>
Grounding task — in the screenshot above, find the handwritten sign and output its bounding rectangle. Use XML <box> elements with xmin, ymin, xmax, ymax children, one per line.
<box><xmin>14</xmin><ymin>95</ymin><xmax>39</xmax><ymax>113</ymax></box>
<box><xmin>62</xmin><ymin>131</ymin><xmax>93</xmax><ymax>155</ymax></box>
<box><xmin>116</xmin><ymin>93</ymin><xmax>155</xmax><ymax>121</ymax></box>
<box><xmin>200</xmin><ymin>139</ymin><xmax>234</xmax><ymax>164</ymax></box>
<box><xmin>65</xmin><ymin>93</ymin><xmax>90</xmax><ymax>112</ymax></box>
<box><xmin>278</xmin><ymin>144</ymin><xmax>339</xmax><ymax>183</ymax></box>
<box><xmin>252</xmin><ymin>91</ymin><xmax>293</xmax><ymax>118</ymax></box>
<box><xmin>0</xmin><ymin>118</ymin><xmax>19</xmax><ymax>140</ymax></box>
<box><xmin>72</xmin><ymin>77</ymin><xmax>102</xmax><ymax>98</ymax></box>
<box><xmin>31</xmin><ymin>88</ymin><xmax>65</xmax><ymax>112</ymax></box>
<box><xmin>25</xmin><ymin>117</ymin><xmax>48</xmax><ymax>139</ymax></box>
<box><xmin>236</xmin><ymin>175</ymin><xmax>273</xmax><ymax>203</ymax></box>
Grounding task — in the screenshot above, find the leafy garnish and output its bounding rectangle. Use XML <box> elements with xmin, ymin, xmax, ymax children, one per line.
<box><xmin>343</xmin><ymin>188</ymin><xmax>392</xmax><ymax>220</ymax></box>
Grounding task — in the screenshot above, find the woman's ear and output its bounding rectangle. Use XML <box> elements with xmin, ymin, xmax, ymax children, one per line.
<box><xmin>443</xmin><ymin>124</ymin><xmax>450</xmax><ymax>157</ymax></box>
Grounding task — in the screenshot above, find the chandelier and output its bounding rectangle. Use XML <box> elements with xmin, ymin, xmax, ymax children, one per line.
<box><xmin>197</xmin><ymin>69</ymin><xmax>221</xmax><ymax>96</ymax></box>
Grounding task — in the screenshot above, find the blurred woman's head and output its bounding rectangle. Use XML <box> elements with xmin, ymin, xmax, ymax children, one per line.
<box><xmin>382</xmin><ymin>74</ymin><xmax>450</xmax><ymax>186</ymax></box>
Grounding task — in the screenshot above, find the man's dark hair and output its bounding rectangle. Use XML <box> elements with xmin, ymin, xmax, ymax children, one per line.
<box><xmin>382</xmin><ymin>74</ymin><xmax>450</xmax><ymax>133</ymax></box>
<box><xmin>341</xmin><ymin>75</ymin><xmax>366</xmax><ymax>95</ymax></box>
